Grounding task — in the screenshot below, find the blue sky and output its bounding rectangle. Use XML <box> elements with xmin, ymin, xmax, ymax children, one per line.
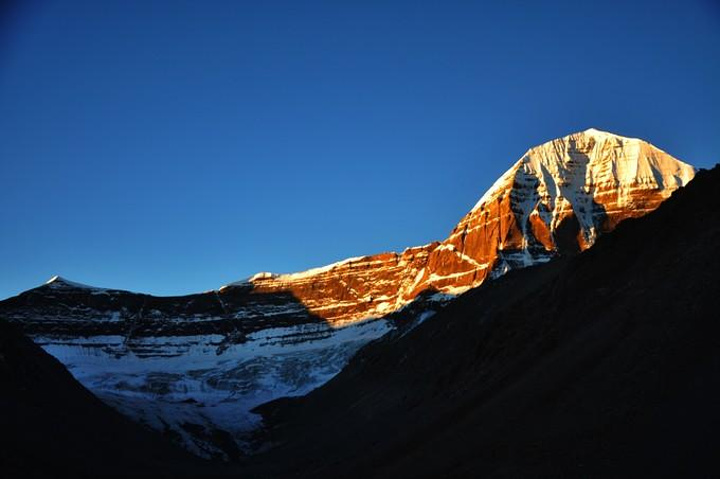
<box><xmin>1</xmin><ymin>0</ymin><xmax>719</xmax><ymax>299</ymax></box>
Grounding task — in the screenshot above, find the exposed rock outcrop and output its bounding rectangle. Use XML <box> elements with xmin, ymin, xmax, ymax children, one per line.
<box><xmin>230</xmin><ymin>128</ymin><xmax>695</xmax><ymax>321</ymax></box>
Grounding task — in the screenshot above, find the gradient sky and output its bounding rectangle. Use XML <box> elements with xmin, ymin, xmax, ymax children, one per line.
<box><xmin>1</xmin><ymin>0</ymin><xmax>719</xmax><ymax>299</ymax></box>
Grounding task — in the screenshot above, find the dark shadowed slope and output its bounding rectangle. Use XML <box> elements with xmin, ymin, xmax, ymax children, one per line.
<box><xmin>0</xmin><ymin>320</ymin><xmax>200</xmax><ymax>478</ymax></box>
<box><xmin>242</xmin><ymin>165</ymin><xmax>720</xmax><ymax>479</ymax></box>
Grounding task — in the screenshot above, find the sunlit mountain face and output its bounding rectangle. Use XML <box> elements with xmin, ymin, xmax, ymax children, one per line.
<box><xmin>240</xmin><ymin>165</ymin><xmax>720</xmax><ymax>479</ymax></box>
<box><xmin>0</xmin><ymin>129</ymin><xmax>696</xmax><ymax>459</ymax></box>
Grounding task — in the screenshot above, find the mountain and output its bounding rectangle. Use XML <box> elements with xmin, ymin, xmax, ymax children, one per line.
<box><xmin>0</xmin><ymin>276</ymin><xmax>394</xmax><ymax>460</ymax></box>
<box><xmin>242</xmin><ymin>164</ymin><xmax>720</xmax><ymax>478</ymax></box>
<box><xmin>0</xmin><ymin>128</ymin><xmax>695</xmax><ymax>459</ymax></box>
<box><xmin>0</xmin><ymin>319</ymin><xmax>198</xmax><ymax>477</ymax></box>
<box><xmin>237</xmin><ymin>127</ymin><xmax>695</xmax><ymax>320</ymax></box>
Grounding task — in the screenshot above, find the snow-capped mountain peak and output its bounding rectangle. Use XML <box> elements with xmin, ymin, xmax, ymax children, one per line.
<box><xmin>443</xmin><ymin>128</ymin><xmax>695</xmax><ymax>280</ymax></box>
<box><xmin>473</xmin><ymin>128</ymin><xmax>694</xmax><ymax>212</ymax></box>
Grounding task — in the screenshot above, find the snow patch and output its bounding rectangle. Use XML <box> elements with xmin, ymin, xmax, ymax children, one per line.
<box><xmin>33</xmin><ymin>318</ymin><xmax>393</xmax><ymax>460</ymax></box>
<box><xmin>45</xmin><ymin>275</ymin><xmax>108</xmax><ymax>291</ymax></box>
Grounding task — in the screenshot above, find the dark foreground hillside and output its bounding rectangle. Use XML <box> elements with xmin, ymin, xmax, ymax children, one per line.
<box><xmin>0</xmin><ymin>320</ymin><xmax>199</xmax><ymax>478</ymax></box>
<box><xmin>240</xmin><ymin>165</ymin><xmax>720</xmax><ymax>478</ymax></box>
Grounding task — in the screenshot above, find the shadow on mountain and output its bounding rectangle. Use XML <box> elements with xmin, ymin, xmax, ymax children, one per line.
<box><xmin>245</xmin><ymin>286</ymin><xmax>445</xmax><ymax>423</ymax></box>
<box><xmin>549</xmin><ymin>138</ymin><xmax>608</xmax><ymax>254</ymax></box>
<box><xmin>0</xmin><ymin>287</ymin><xmax>328</xmax><ymax>465</ymax></box>
<box><xmin>2</xmin><ymin>282</ymin><xmax>325</xmax><ymax>342</ymax></box>
<box><xmin>0</xmin><ymin>319</ymin><xmax>201</xmax><ymax>478</ymax></box>
<box><xmin>233</xmin><ymin>165</ymin><xmax>720</xmax><ymax>478</ymax></box>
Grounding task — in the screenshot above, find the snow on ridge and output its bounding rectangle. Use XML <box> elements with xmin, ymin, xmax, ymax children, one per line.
<box><xmin>471</xmin><ymin>158</ymin><xmax>524</xmax><ymax>211</ymax></box>
<box><xmin>220</xmin><ymin>255</ymin><xmax>371</xmax><ymax>290</ymax></box>
<box><xmin>45</xmin><ymin>275</ymin><xmax>108</xmax><ymax>291</ymax></box>
<box><xmin>35</xmin><ymin>317</ymin><xmax>394</xmax><ymax>460</ymax></box>
<box><xmin>470</xmin><ymin>128</ymin><xmax>694</xmax><ymax>214</ymax></box>
<box><xmin>273</xmin><ymin>255</ymin><xmax>369</xmax><ymax>281</ymax></box>
<box><xmin>219</xmin><ymin>272</ymin><xmax>277</xmax><ymax>290</ymax></box>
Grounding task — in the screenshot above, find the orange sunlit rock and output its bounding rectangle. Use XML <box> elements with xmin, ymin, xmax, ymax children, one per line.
<box><xmin>222</xmin><ymin>128</ymin><xmax>695</xmax><ymax>323</ymax></box>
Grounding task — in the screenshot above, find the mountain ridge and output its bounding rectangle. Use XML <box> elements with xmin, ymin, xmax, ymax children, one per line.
<box><xmin>29</xmin><ymin>128</ymin><xmax>694</xmax><ymax>322</ymax></box>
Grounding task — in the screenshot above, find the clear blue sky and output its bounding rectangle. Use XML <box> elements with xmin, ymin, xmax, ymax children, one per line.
<box><xmin>1</xmin><ymin>0</ymin><xmax>719</xmax><ymax>299</ymax></box>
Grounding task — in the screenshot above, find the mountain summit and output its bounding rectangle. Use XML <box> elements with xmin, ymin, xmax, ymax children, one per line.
<box><xmin>444</xmin><ymin>128</ymin><xmax>695</xmax><ymax>277</ymax></box>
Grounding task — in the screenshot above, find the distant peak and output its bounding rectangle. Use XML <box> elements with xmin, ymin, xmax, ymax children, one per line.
<box><xmin>43</xmin><ymin>276</ymin><xmax>103</xmax><ymax>290</ymax></box>
<box><xmin>46</xmin><ymin>275</ymin><xmax>63</xmax><ymax>284</ymax></box>
<box><xmin>46</xmin><ymin>275</ymin><xmax>79</xmax><ymax>286</ymax></box>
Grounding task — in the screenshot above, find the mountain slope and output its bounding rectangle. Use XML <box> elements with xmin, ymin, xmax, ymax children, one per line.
<box><xmin>0</xmin><ymin>319</ymin><xmax>197</xmax><ymax>477</ymax></box>
<box><xmin>0</xmin><ymin>128</ymin><xmax>695</xmax><ymax>459</ymax></box>
<box><xmin>244</xmin><ymin>165</ymin><xmax>720</xmax><ymax>478</ymax></box>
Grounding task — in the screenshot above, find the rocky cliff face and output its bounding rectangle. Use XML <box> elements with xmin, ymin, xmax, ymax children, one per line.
<box><xmin>5</xmin><ymin>129</ymin><xmax>693</xmax><ymax>329</ymax></box>
<box><xmin>0</xmin><ymin>128</ymin><xmax>695</xmax><ymax>459</ymax></box>
<box><xmin>234</xmin><ymin>128</ymin><xmax>695</xmax><ymax>321</ymax></box>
